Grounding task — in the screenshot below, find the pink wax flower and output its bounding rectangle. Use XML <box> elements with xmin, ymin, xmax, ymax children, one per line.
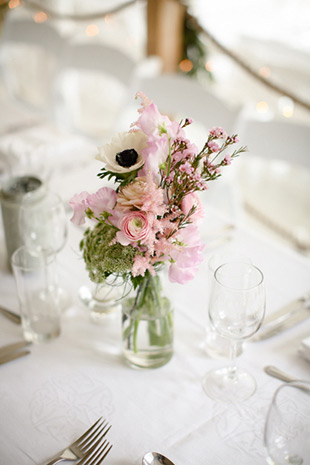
<box><xmin>209</xmin><ymin>127</ymin><xmax>227</xmax><ymax>139</ymax></box>
<box><xmin>224</xmin><ymin>154</ymin><xmax>232</xmax><ymax>165</ymax></box>
<box><xmin>208</xmin><ymin>141</ymin><xmax>220</xmax><ymax>153</ymax></box>
<box><xmin>116</xmin><ymin>211</ymin><xmax>151</xmax><ymax>246</ymax></box>
<box><xmin>132</xmin><ymin>254</ymin><xmax>155</xmax><ymax>277</ymax></box>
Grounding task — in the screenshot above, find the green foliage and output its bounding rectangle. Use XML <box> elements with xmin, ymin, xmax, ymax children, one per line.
<box><xmin>97</xmin><ymin>167</ymin><xmax>140</xmax><ymax>190</ymax></box>
<box><xmin>81</xmin><ymin>222</ymin><xmax>138</xmax><ymax>283</ymax></box>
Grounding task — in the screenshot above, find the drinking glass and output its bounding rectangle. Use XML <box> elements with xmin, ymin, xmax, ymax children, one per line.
<box><xmin>11</xmin><ymin>246</ymin><xmax>61</xmax><ymax>343</ymax></box>
<box><xmin>202</xmin><ymin>261</ymin><xmax>265</xmax><ymax>402</ymax></box>
<box><xmin>19</xmin><ymin>190</ymin><xmax>69</xmax><ymax>308</ymax></box>
<box><xmin>19</xmin><ymin>190</ymin><xmax>67</xmax><ymax>253</ymax></box>
<box><xmin>203</xmin><ymin>253</ymin><xmax>251</xmax><ymax>359</ymax></box>
<box><xmin>264</xmin><ymin>381</ymin><xmax>310</xmax><ymax>465</ymax></box>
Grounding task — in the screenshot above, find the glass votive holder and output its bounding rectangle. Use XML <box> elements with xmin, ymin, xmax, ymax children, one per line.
<box><xmin>11</xmin><ymin>246</ymin><xmax>61</xmax><ymax>343</ymax></box>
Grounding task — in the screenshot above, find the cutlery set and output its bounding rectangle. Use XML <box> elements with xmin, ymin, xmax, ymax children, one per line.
<box><xmin>46</xmin><ymin>417</ymin><xmax>112</xmax><ymax>465</ymax></box>
<box><xmin>251</xmin><ymin>292</ymin><xmax>310</xmax><ymax>342</ymax></box>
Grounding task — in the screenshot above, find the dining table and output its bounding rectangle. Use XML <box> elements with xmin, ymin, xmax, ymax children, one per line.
<box><xmin>0</xmin><ymin>164</ymin><xmax>310</xmax><ymax>465</ymax></box>
<box><xmin>0</xmin><ymin>94</ymin><xmax>310</xmax><ymax>465</ymax></box>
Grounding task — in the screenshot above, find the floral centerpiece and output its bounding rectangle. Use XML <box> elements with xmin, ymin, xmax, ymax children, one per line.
<box><xmin>70</xmin><ymin>92</ymin><xmax>246</xmax><ymax>368</ymax></box>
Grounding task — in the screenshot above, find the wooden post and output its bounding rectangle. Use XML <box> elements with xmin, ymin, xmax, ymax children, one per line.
<box><xmin>147</xmin><ymin>0</ymin><xmax>186</xmax><ymax>73</ymax></box>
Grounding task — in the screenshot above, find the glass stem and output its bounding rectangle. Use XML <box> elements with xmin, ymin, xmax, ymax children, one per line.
<box><xmin>228</xmin><ymin>340</ymin><xmax>238</xmax><ymax>379</ymax></box>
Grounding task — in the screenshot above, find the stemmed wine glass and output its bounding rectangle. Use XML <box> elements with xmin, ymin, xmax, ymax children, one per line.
<box><xmin>19</xmin><ymin>189</ymin><xmax>70</xmax><ymax>309</ymax></box>
<box><xmin>264</xmin><ymin>381</ymin><xmax>310</xmax><ymax>465</ymax></box>
<box><xmin>202</xmin><ymin>261</ymin><xmax>265</xmax><ymax>402</ymax></box>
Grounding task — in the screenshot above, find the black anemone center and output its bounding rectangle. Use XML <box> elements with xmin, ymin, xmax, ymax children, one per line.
<box><xmin>115</xmin><ymin>148</ymin><xmax>138</xmax><ymax>168</ymax></box>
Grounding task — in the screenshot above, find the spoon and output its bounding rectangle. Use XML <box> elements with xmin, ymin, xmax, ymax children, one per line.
<box><xmin>264</xmin><ymin>365</ymin><xmax>301</xmax><ymax>383</ymax></box>
<box><xmin>142</xmin><ymin>452</ymin><xmax>175</xmax><ymax>465</ymax></box>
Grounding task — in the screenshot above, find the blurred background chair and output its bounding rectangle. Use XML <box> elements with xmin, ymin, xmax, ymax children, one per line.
<box><xmin>235</xmin><ymin>118</ymin><xmax>310</xmax><ymax>170</ymax></box>
<box><xmin>0</xmin><ymin>18</ymin><xmax>64</xmax><ymax>116</ymax></box>
<box><xmin>232</xmin><ymin>117</ymin><xmax>310</xmax><ymax>253</ymax></box>
<box><xmin>53</xmin><ymin>42</ymin><xmax>142</xmax><ymax>142</ymax></box>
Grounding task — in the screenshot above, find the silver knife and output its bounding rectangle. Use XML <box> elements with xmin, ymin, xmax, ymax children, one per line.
<box><xmin>0</xmin><ymin>306</ymin><xmax>22</xmax><ymax>324</ymax></box>
<box><xmin>263</xmin><ymin>292</ymin><xmax>310</xmax><ymax>326</ymax></box>
<box><xmin>0</xmin><ymin>350</ymin><xmax>30</xmax><ymax>365</ymax></box>
<box><xmin>252</xmin><ymin>306</ymin><xmax>310</xmax><ymax>341</ymax></box>
<box><xmin>0</xmin><ymin>341</ymin><xmax>30</xmax><ymax>357</ymax></box>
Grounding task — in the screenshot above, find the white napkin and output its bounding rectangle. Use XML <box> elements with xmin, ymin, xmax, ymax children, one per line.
<box><xmin>299</xmin><ymin>336</ymin><xmax>310</xmax><ymax>363</ymax></box>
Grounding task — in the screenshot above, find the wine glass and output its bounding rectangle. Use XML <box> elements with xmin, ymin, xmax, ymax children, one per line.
<box><xmin>264</xmin><ymin>381</ymin><xmax>310</xmax><ymax>465</ymax></box>
<box><xmin>202</xmin><ymin>261</ymin><xmax>265</xmax><ymax>402</ymax></box>
<box><xmin>19</xmin><ymin>189</ymin><xmax>70</xmax><ymax>308</ymax></box>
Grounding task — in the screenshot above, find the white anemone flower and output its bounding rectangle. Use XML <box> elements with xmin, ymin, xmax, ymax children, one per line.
<box><xmin>96</xmin><ymin>131</ymin><xmax>147</xmax><ymax>173</ymax></box>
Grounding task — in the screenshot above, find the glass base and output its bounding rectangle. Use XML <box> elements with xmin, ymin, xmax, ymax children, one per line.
<box><xmin>123</xmin><ymin>347</ymin><xmax>173</xmax><ymax>369</ymax></box>
<box><xmin>202</xmin><ymin>366</ymin><xmax>256</xmax><ymax>402</ymax></box>
<box><xmin>23</xmin><ymin>317</ymin><xmax>60</xmax><ymax>343</ymax></box>
<box><xmin>78</xmin><ymin>285</ymin><xmax>121</xmax><ymax>323</ymax></box>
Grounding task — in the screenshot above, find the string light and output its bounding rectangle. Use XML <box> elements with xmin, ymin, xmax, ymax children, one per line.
<box><xmin>179</xmin><ymin>59</ymin><xmax>193</xmax><ymax>72</ymax></box>
<box><xmin>33</xmin><ymin>11</ymin><xmax>47</xmax><ymax>22</ymax></box>
<box><xmin>8</xmin><ymin>0</ymin><xmax>19</xmax><ymax>8</ymax></box>
<box><xmin>259</xmin><ymin>66</ymin><xmax>271</xmax><ymax>78</ymax></box>
<box><xmin>256</xmin><ymin>101</ymin><xmax>269</xmax><ymax>114</ymax></box>
<box><xmin>278</xmin><ymin>96</ymin><xmax>294</xmax><ymax>118</ymax></box>
<box><xmin>205</xmin><ymin>61</ymin><xmax>213</xmax><ymax>72</ymax></box>
<box><xmin>85</xmin><ymin>24</ymin><xmax>99</xmax><ymax>37</ymax></box>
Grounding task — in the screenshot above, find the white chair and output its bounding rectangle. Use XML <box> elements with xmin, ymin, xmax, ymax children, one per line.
<box><xmin>0</xmin><ymin>17</ymin><xmax>64</xmax><ymax>115</ymax></box>
<box><xmin>235</xmin><ymin>118</ymin><xmax>310</xmax><ymax>170</ymax></box>
<box><xmin>115</xmin><ymin>72</ymin><xmax>241</xmax><ymax>147</ymax></box>
<box><xmin>53</xmin><ymin>42</ymin><xmax>140</xmax><ymax>141</ymax></box>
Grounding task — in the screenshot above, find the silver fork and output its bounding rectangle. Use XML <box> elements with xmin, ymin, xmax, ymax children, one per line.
<box><xmin>46</xmin><ymin>417</ymin><xmax>111</xmax><ymax>465</ymax></box>
<box><xmin>78</xmin><ymin>439</ymin><xmax>113</xmax><ymax>465</ymax></box>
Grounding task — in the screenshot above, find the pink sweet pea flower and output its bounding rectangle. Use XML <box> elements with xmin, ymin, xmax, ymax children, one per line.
<box><xmin>168</xmin><ymin>225</ymin><xmax>204</xmax><ymax>284</ymax></box>
<box><xmin>116</xmin><ymin>211</ymin><xmax>151</xmax><ymax>246</ymax></box>
<box><xmin>69</xmin><ymin>191</ymin><xmax>89</xmax><ymax>225</ymax></box>
<box><xmin>181</xmin><ymin>192</ymin><xmax>204</xmax><ymax>223</ymax></box>
<box><xmin>87</xmin><ymin>187</ymin><xmax>116</xmax><ymax>218</ymax></box>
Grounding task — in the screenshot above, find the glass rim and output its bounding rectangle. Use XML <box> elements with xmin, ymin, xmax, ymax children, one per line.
<box><xmin>11</xmin><ymin>245</ymin><xmax>56</xmax><ymax>271</ymax></box>
<box><xmin>214</xmin><ymin>261</ymin><xmax>264</xmax><ymax>291</ymax></box>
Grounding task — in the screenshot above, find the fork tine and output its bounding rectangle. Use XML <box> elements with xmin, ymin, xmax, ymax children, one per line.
<box><xmin>72</xmin><ymin>417</ymin><xmax>103</xmax><ymax>448</ymax></box>
<box><xmin>79</xmin><ymin>420</ymin><xmax>111</xmax><ymax>453</ymax></box>
<box><xmin>79</xmin><ymin>441</ymin><xmax>112</xmax><ymax>465</ymax></box>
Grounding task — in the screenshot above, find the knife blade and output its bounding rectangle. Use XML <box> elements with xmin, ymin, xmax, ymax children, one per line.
<box><xmin>0</xmin><ymin>306</ymin><xmax>22</xmax><ymax>324</ymax></box>
<box><xmin>0</xmin><ymin>350</ymin><xmax>30</xmax><ymax>365</ymax></box>
<box><xmin>252</xmin><ymin>306</ymin><xmax>310</xmax><ymax>341</ymax></box>
<box><xmin>263</xmin><ymin>293</ymin><xmax>310</xmax><ymax>326</ymax></box>
<box><xmin>0</xmin><ymin>341</ymin><xmax>30</xmax><ymax>357</ymax></box>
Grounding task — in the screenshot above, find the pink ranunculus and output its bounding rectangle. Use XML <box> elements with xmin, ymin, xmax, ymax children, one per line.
<box><xmin>87</xmin><ymin>187</ymin><xmax>116</xmax><ymax>218</ymax></box>
<box><xmin>116</xmin><ymin>211</ymin><xmax>151</xmax><ymax>246</ymax></box>
<box><xmin>181</xmin><ymin>192</ymin><xmax>204</xmax><ymax>223</ymax></box>
<box><xmin>69</xmin><ymin>191</ymin><xmax>89</xmax><ymax>225</ymax></box>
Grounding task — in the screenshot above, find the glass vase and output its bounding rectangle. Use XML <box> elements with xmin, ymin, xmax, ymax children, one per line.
<box><xmin>122</xmin><ymin>270</ymin><xmax>174</xmax><ymax>369</ymax></box>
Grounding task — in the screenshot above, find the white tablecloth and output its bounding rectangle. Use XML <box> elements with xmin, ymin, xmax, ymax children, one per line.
<box><xmin>1</xmin><ymin>197</ymin><xmax>310</xmax><ymax>464</ymax></box>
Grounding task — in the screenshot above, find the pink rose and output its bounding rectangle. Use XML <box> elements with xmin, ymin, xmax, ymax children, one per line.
<box><xmin>116</xmin><ymin>211</ymin><xmax>151</xmax><ymax>246</ymax></box>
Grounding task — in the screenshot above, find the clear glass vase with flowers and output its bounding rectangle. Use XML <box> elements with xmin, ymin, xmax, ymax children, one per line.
<box><xmin>70</xmin><ymin>92</ymin><xmax>246</xmax><ymax>368</ymax></box>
